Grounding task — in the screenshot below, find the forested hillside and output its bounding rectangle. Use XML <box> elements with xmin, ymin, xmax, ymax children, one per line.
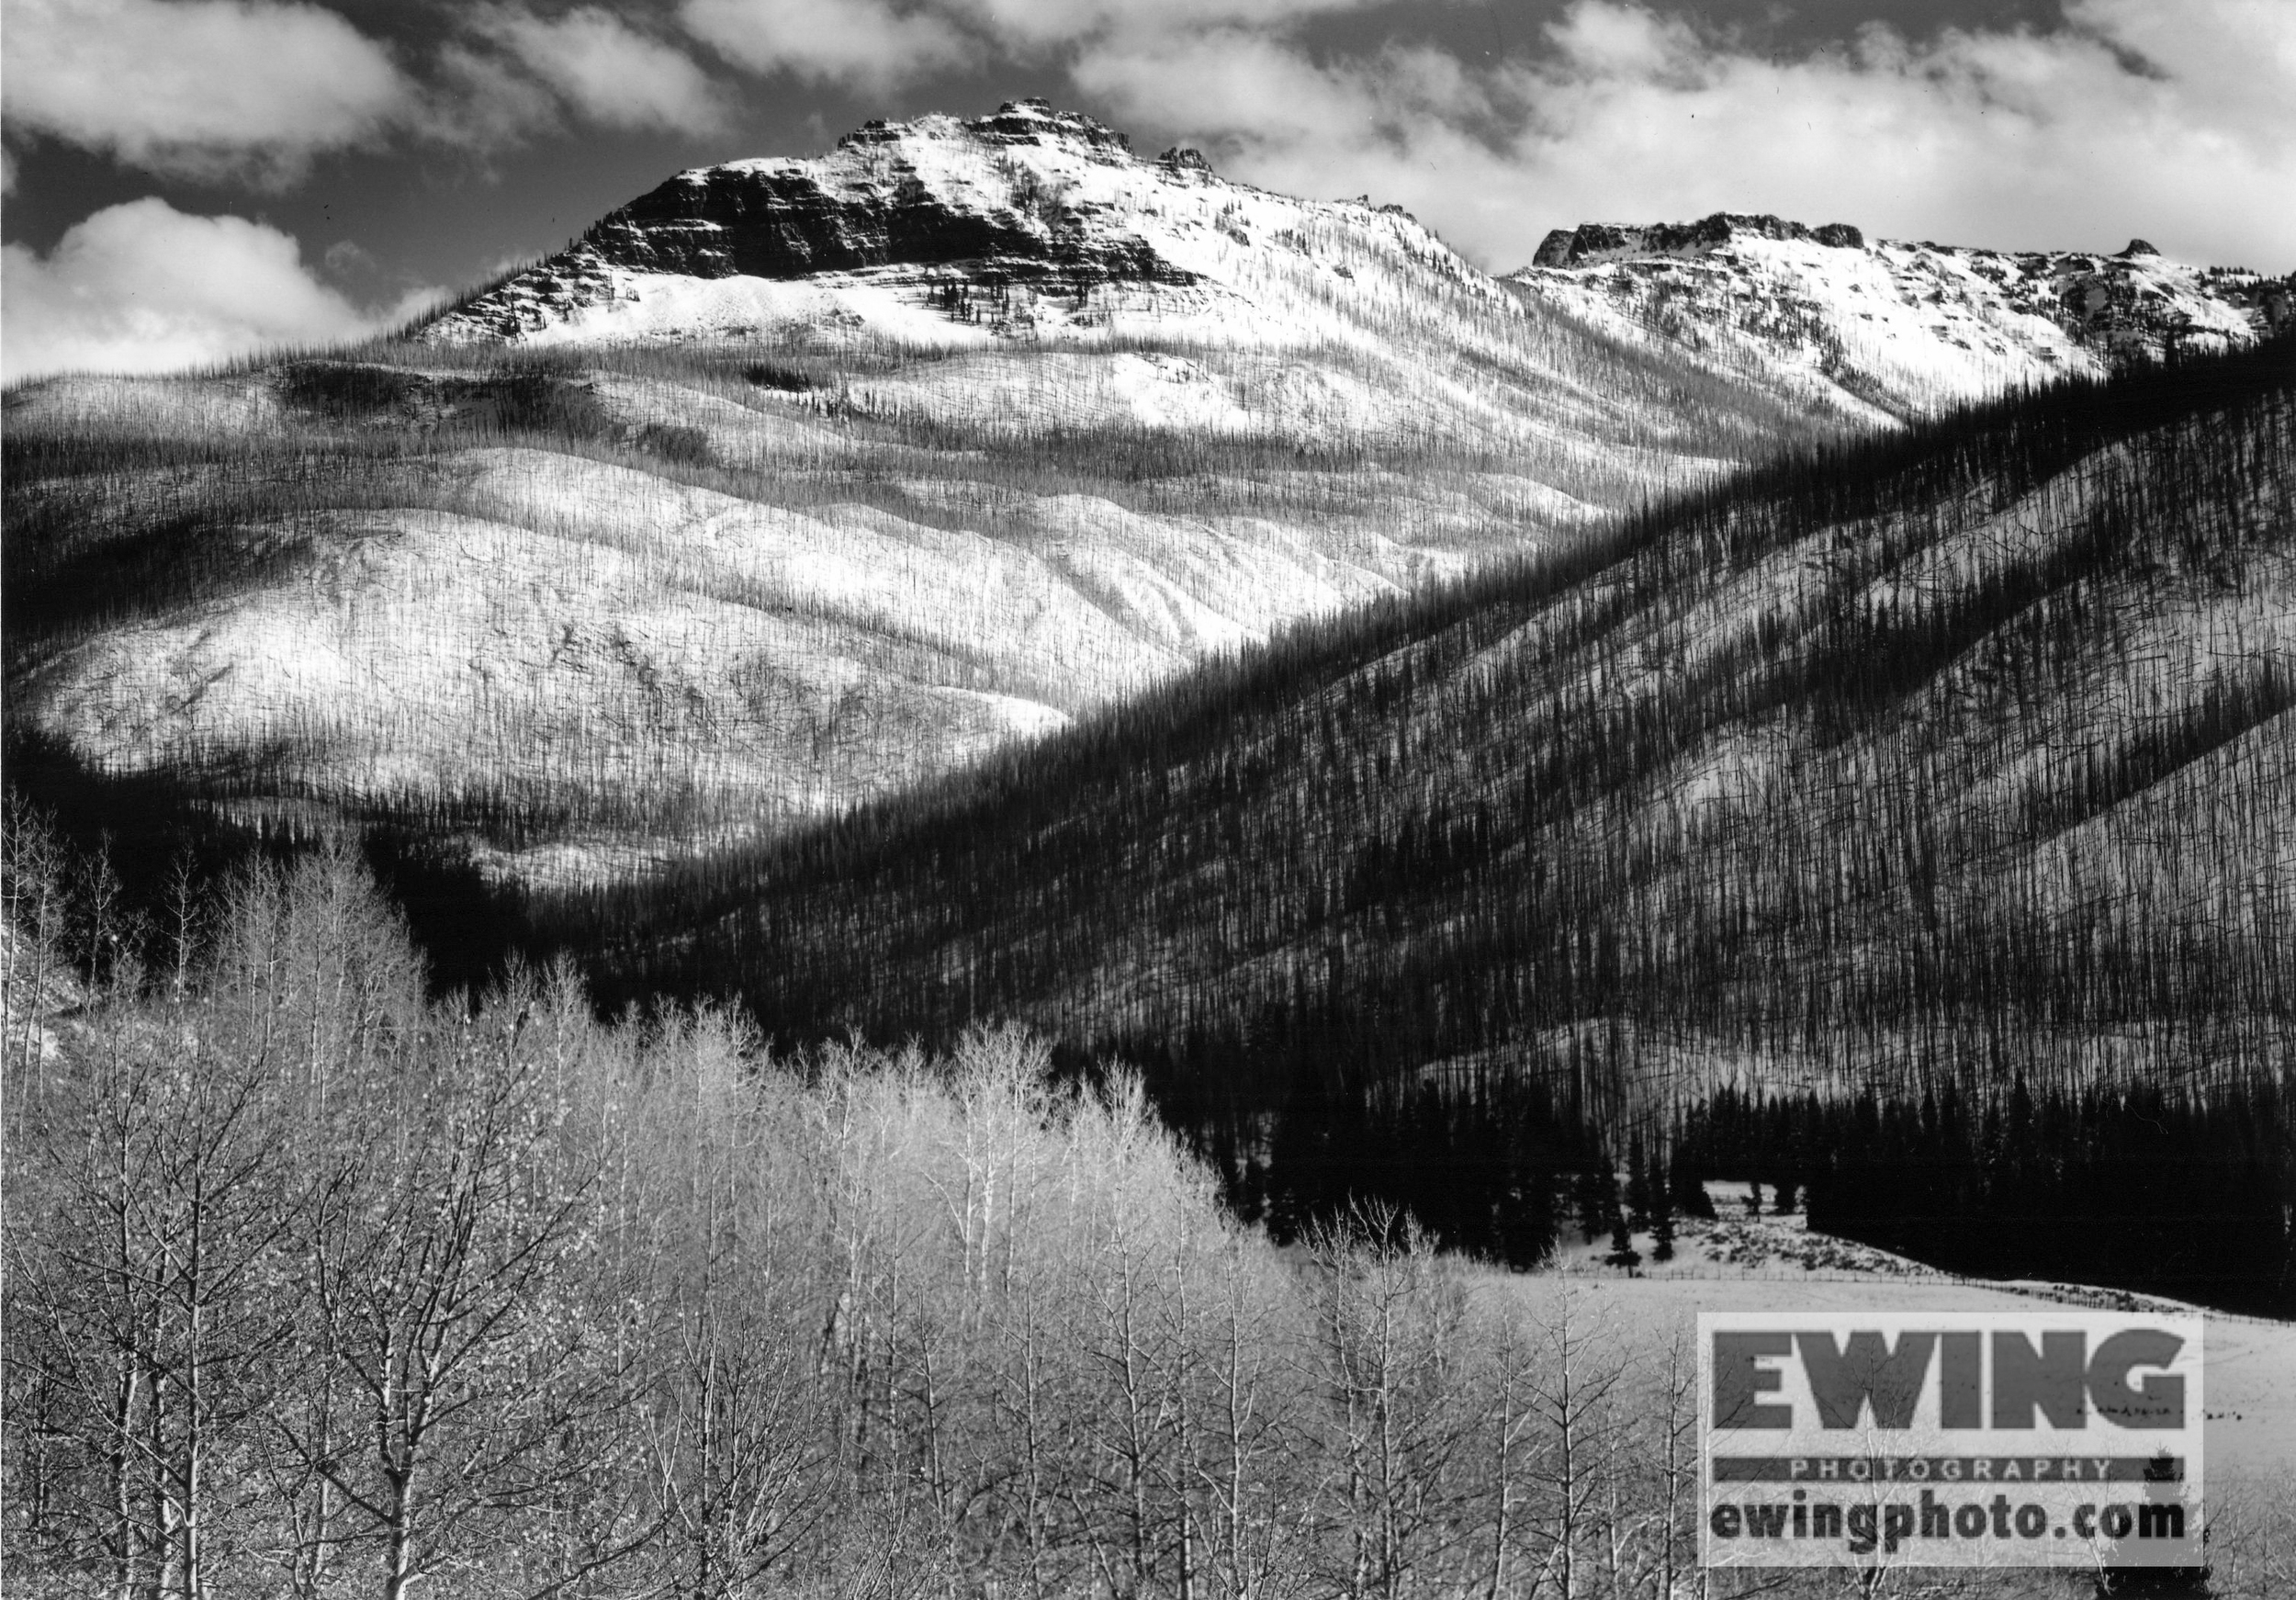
<box><xmin>544</xmin><ymin>337</ymin><xmax>2295</xmax><ymax>1308</ymax></box>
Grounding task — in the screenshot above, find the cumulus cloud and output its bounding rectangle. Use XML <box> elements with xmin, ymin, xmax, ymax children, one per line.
<box><xmin>467</xmin><ymin>6</ymin><xmax>726</xmax><ymax>134</ymax></box>
<box><xmin>2</xmin><ymin>199</ymin><xmax>438</xmax><ymax>382</ymax></box>
<box><xmin>1</xmin><ymin>0</ymin><xmax>413</xmax><ymax>183</ymax></box>
<box><xmin>681</xmin><ymin>0</ymin><xmax>975</xmax><ymax>92</ymax></box>
<box><xmin>2</xmin><ymin>0</ymin><xmax>727</xmax><ymax>174</ymax></box>
<box><xmin>1075</xmin><ymin>0</ymin><xmax>2296</xmax><ymax>274</ymax></box>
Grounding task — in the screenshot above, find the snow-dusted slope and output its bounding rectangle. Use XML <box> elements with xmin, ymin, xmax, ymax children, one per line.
<box><xmin>1505</xmin><ymin>213</ymin><xmax>2292</xmax><ymax>421</ymax></box>
<box><xmin>11</xmin><ymin>434</ymin><xmax>1515</xmax><ymax>883</ymax></box>
<box><xmin>7</xmin><ymin>107</ymin><xmax>1816</xmax><ymax>885</ymax></box>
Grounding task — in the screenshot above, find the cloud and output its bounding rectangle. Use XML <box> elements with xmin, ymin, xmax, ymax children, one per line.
<box><xmin>2063</xmin><ymin>0</ymin><xmax>2296</xmax><ymax>165</ymax></box>
<box><xmin>2</xmin><ymin>0</ymin><xmax>724</xmax><ymax>175</ymax></box>
<box><xmin>2</xmin><ymin>199</ymin><xmax>439</xmax><ymax>382</ymax></box>
<box><xmin>467</xmin><ymin>6</ymin><xmax>726</xmax><ymax>134</ymax></box>
<box><xmin>681</xmin><ymin>0</ymin><xmax>974</xmax><ymax>92</ymax></box>
<box><xmin>427</xmin><ymin>39</ymin><xmax>568</xmax><ymax>154</ymax></box>
<box><xmin>1073</xmin><ymin>0</ymin><xmax>2296</xmax><ymax>275</ymax></box>
<box><xmin>678</xmin><ymin>0</ymin><xmax>1368</xmax><ymax>91</ymax></box>
<box><xmin>1</xmin><ymin>0</ymin><xmax>412</xmax><ymax>183</ymax></box>
<box><xmin>953</xmin><ymin>0</ymin><xmax>1367</xmax><ymax>51</ymax></box>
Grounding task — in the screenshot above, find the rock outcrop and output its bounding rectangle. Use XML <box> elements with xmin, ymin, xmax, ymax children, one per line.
<box><xmin>1531</xmin><ymin>213</ymin><xmax>1864</xmax><ymax>267</ymax></box>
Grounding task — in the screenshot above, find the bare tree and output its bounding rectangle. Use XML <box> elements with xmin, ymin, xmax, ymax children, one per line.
<box><xmin>276</xmin><ymin>1005</ymin><xmax>629</xmax><ymax>1600</ymax></box>
<box><xmin>1517</xmin><ymin>1285</ymin><xmax>1629</xmax><ymax>1600</ymax></box>
<box><xmin>630</xmin><ymin>1008</ymin><xmax>842</xmax><ymax>1598</ymax></box>
<box><xmin>1305</xmin><ymin>1206</ymin><xmax>1477</xmax><ymax>1600</ymax></box>
<box><xmin>4</xmin><ymin>982</ymin><xmax>309</xmax><ymax>1597</ymax></box>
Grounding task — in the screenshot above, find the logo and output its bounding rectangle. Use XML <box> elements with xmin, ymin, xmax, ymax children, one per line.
<box><xmin>1697</xmin><ymin>1312</ymin><xmax>2204</xmax><ymax>1571</ymax></box>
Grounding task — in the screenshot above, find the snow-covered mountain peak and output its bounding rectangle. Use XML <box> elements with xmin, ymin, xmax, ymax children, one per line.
<box><xmin>1506</xmin><ymin>211</ymin><xmax>2292</xmax><ymax>420</ymax></box>
<box><xmin>419</xmin><ymin>102</ymin><xmax>1501</xmax><ymax>355</ymax></box>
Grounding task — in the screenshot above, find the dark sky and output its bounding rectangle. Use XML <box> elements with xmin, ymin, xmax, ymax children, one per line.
<box><xmin>5</xmin><ymin>0</ymin><xmax>2289</xmax><ymax>377</ymax></box>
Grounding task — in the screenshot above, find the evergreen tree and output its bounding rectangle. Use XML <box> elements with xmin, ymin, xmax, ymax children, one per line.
<box><xmin>1573</xmin><ymin>1163</ymin><xmax>1614</xmax><ymax>1245</ymax></box>
<box><xmin>1605</xmin><ymin>1217</ymin><xmax>1642</xmax><ymax>1271</ymax></box>
<box><xmin>1668</xmin><ymin>1134</ymin><xmax>1716</xmax><ymax>1220</ymax></box>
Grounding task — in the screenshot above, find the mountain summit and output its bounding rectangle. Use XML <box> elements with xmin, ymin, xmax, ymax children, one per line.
<box><xmin>425</xmin><ymin>98</ymin><xmax>1501</xmax><ymax>355</ymax></box>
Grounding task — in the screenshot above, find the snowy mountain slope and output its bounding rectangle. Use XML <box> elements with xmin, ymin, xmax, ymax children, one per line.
<box><xmin>9</xmin><ymin>427</ymin><xmax>1518</xmax><ymax>883</ymax></box>
<box><xmin>1505</xmin><ymin>213</ymin><xmax>2291</xmax><ymax>421</ymax></box>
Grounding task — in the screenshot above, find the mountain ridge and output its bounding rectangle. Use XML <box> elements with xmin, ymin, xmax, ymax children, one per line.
<box><xmin>423</xmin><ymin>102</ymin><xmax>2291</xmax><ymax>427</ymax></box>
<box><xmin>1508</xmin><ymin>209</ymin><xmax>2292</xmax><ymax>420</ymax></box>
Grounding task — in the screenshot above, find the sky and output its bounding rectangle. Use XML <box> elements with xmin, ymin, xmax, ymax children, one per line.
<box><xmin>5</xmin><ymin>0</ymin><xmax>2294</xmax><ymax>379</ymax></box>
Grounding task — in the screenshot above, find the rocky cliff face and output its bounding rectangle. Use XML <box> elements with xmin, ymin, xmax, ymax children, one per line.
<box><xmin>579</xmin><ymin>106</ymin><xmax>1194</xmax><ymax>291</ymax></box>
<box><xmin>1531</xmin><ymin>213</ymin><xmax>1867</xmax><ymax>266</ymax></box>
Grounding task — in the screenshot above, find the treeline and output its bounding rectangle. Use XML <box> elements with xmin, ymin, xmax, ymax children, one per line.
<box><xmin>1678</xmin><ymin>1084</ymin><xmax>2294</xmax><ymax>1318</ymax></box>
<box><xmin>5</xmin><ymin>813</ymin><xmax>1752</xmax><ymax>1600</ymax></box>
